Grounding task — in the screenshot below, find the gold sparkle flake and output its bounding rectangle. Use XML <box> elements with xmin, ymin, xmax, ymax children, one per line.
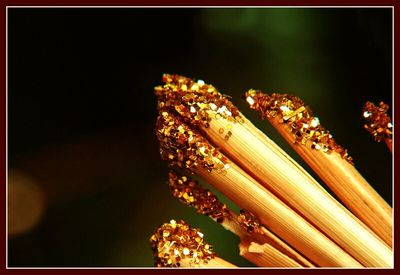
<box><xmin>168</xmin><ymin>171</ymin><xmax>232</xmax><ymax>223</ymax></box>
<box><xmin>245</xmin><ymin>90</ymin><xmax>353</xmax><ymax>164</ymax></box>
<box><xmin>154</xmin><ymin>73</ymin><xmax>243</xmax><ymax>134</ymax></box>
<box><xmin>154</xmin><ymin>74</ymin><xmax>242</xmax><ymax>174</ymax></box>
<box><xmin>363</xmin><ymin>101</ymin><xmax>392</xmax><ymax>142</ymax></box>
<box><xmin>150</xmin><ymin>220</ymin><xmax>216</xmax><ymax>267</ymax></box>
<box><xmin>156</xmin><ymin>105</ymin><xmax>230</xmax><ymax>174</ymax></box>
<box><xmin>237</xmin><ymin>209</ymin><xmax>265</xmax><ymax>237</ymax></box>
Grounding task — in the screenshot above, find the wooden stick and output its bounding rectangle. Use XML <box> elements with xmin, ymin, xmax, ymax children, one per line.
<box><xmin>154</xmin><ymin>74</ymin><xmax>391</xmax><ymax>267</ymax></box>
<box><xmin>236</xmin><ymin>210</ymin><xmax>315</xmax><ymax>267</ymax></box>
<box><xmin>168</xmin><ymin>171</ymin><xmax>314</xmax><ymax>267</ymax></box>
<box><xmin>230</xmin><ymin>212</ymin><xmax>315</xmax><ymax>267</ymax></box>
<box><xmin>255</xmin><ymin>224</ymin><xmax>315</xmax><ymax>267</ymax></box>
<box><xmin>209</xmin><ymin>211</ymin><xmax>311</xmax><ymax>267</ymax></box>
<box><xmin>204</xmin><ymin>112</ymin><xmax>391</xmax><ymax>267</ymax></box>
<box><xmin>195</xmin><ymin>158</ymin><xmax>362</xmax><ymax>267</ymax></box>
<box><xmin>239</xmin><ymin>239</ymin><xmax>303</xmax><ymax>268</ymax></box>
<box><xmin>244</xmin><ymin>92</ymin><xmax>392</xmax><ymax>247</ymax></box>
<box><xmin>156</xmin><ymin>111</ymin><xmax>361</xmax><ymax>266</ymax></box>
<box><xmin>270</xmin><ymin>117</ymin><xmax>392</xmax><ymax>246</ymax></box>
<box><xmin>167</xmin><ymin>170</ymin><xmax>246</xmax><ymax>240</ymax></box>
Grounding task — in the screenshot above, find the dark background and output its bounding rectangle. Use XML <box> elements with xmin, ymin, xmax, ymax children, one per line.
<box><xmin>7</xmin><ymin>8</ymin><xmax>392</xmax><ymax>267</ymax></box>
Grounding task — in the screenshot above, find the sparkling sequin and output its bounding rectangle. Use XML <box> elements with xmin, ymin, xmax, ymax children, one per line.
<box><xmin>245</xmin><ymin>90</ymin><xmax>353</xmax><ymax>164</ymax></box>
<box><xmin>155</xmin><ymin>74</ymin><xmax>242</xmax><ymax>134</ymax></box>
<box><xmin>149</xmin><ymin>220</ymin><xmax>216</xmax><ymax>267</ymax></box>
<box><xmin>237</xmin><ymin>210</ymin><xmax>265</xmax><ymax>237</ymax></box>
<box><xmin>168</xmin><ymin>171</ymin><xmax>232</xmax><ymax>223</ymax></box>
<box><xmin>246</xmin><ymin>96</ymin><xmax>255</xmax><ymax>106</ymax></box>
<box><xmin>156</xmin><ymin>112</ymin><xmax>229</xmax><ymax>174</ymax></box>
<box><xmin>155</xmin><ymin>75</ymin><xmax>237</xmax><ymax>174</ymax></box>
<box><xmin>362</xmin><ymin>101</ymin><xmax>392</xmax><ymax>143</ymax></box>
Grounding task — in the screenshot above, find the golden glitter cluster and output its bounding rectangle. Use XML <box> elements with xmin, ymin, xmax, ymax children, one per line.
<box><xmin>150</xmin><ymin>74</ymin><xmax>392</xmax><ymax>268</ymax></box>
<box><xmin>168</xmin><ymin>171</ymin><xmax>232</xmax><ymax>223</ymax></box>
<box><xmin>363</xmin><ymin>101</ymin><xmax>392</xmax><ymax>142</ymax></box>
<box><xmin>150</xmin><ymin>220</ymin><xmax>215</xmax><ymax>267</ymax></box>
<box><xmin>245</xmin><ymin>90</ymin><xmax>353</xmax><ymax>164</ymax></box>
<box><xmin>168</xmin><ymin>170</ymin><xmax>267</xmax><ymax>235</ymax></box>
<box><xmin>155</xmin><ymin>74</ymin><xmax>243</xmax><ymax>174</ymax></box>
<box><xmin>155</xmin><ymin>74</ymin><xmax>243</xmax><ymax>130</ymax></box>
<box><xmin>237</xmin><ymin>210</ymin><xmax>265</xmax><ymax>237</ymax></box>
<box><xmin>156</xmin><ymin>113</ymin><xmax>229</xmax><ymax>174</ymax></box>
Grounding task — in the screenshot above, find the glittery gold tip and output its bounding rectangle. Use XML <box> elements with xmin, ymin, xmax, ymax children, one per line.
<box><xmin>149</xmin><ymin>219</ymin><xmax>216</xmax><ymax>267</ymax></box>
<box><xmin>156</xmin><ymin>110</ymin><xmax>229</xmax><ymax>174</ymax></box>
<box><xmin>155</xmin><ymin>74</ymin><xmax>243</xmax><ymax>130</ymax></box>
<box><xmin>245</xmin><ymin>90</ymin><xmax>353</xmax><ymax>164</ymax></box>
<box><xmin>168</xmin><ymin>171</ymin><xmax>232</xmax><ymax>223</ymax></box>
<box><xmin>237</xmin><ymin>209</ymin><xmax>265</xmax><ymax>237</ymax></box>
<box><xmin>363</xmin><ymin>101</ymin><xmax>392</xmax><ymax>142</ymax></box>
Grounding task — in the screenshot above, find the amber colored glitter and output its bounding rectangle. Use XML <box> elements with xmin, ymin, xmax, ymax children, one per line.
<box><xmin>154</xmin><ymin>74</ymin><xmax>243</xmax><ymax>135</ymax></box>
<box><xmin>154</xmin><ymin>74</ymin><xmax>246</xmax><ymax>174</ymax></box>
<box><xmin>245</xmin><ymin>90</ymin><xmax>353</xmax><ymax>164</ymax></box>
<box><xmin>363</xmin><ymin>101</ymin><xmax>392</xmax><ymax>142</ymax></box>
<box><xmin>149</xmin><ymin>219</ymin><xmax>216</xmax><ymax>267</ymax></box>
<box><xmin>168</xmin><ymin>171</ymin><xmax>232</xmax><ymax>223</ymax></box>
<box><xmin>237</xmin><ymin>209</ymin><xmax>266</xmax><ymax>237</ymax></box>
<box><xmin>156</xmin><ymin>109</ymin><xmax>229</xmax><ymax>174</ymax></box>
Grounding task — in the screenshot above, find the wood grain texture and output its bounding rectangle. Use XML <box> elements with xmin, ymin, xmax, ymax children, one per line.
<box><xmin>200</xmin><ymin>113</ymin><xmax>391</xmax><ymax>267</ymax></box>
<box><xmin>268</xmin><ymin>117</ymin><xmax>392</xmax><ymax>247</ymax></box>
<box><xmin>196</xmin><ymin>161</ymin><xmax>362</xmax><ymax>267</ymax></box>
<box><xmin>240</xmin><ymin>240</ymin><xmax>303</xmax><ymax>268</ymax></box>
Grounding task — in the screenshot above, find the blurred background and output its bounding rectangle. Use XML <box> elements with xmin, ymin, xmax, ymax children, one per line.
<box><xmin>8</xmin><ymin>8</ymin><xmax>392</xmax><ymax>267</ymax></box>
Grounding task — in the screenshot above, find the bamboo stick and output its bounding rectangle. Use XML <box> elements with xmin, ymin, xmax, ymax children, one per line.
<box><xmin>167</xmin><ymin>170</ymin><xmax>246</xmax><ymax>239</ymax></box>
<box><xmin>204</xmin><ymin>111</ymin><xmax>391</xmax><ymax>266</ymax></box>
<box><xmin>239</xmin><ymin>240</ymin><xmax>302</xmax><ymax>268</ymax></box>
<box><xmin>244</xmin><ymin>91</ymin><xmax>392</xmax><ymax>247</ymax></box>
<box><xmin>154</xmin><ymin>74</ymin><xmax>392</xmax><ymax>267</ymax></box>
<box><xmin>168</xmin><ymin>170</ymin><xmax>314</xmax><ymax>267</ymax></box>
<box><xmin>271</xmin><ymin>117</ymin><xmax>392</xmax><ymax>245</ymax></box>
<box><xmin>156</xmin><ymin>112</ymin><xmax>361</xmax><ymax>267</ymax></box>
<box><xmin>195</xmin><ymin>157</ymin><xmax>362</xmax><ymax>267</ymax></box>
<box><xmin>255</xmin><ymin>223</ymin><xmax>315</xmax><ymax>267</ymax></box>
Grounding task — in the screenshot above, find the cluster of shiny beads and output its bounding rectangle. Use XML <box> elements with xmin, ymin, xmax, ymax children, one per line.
<box><xmin>245</xmin><ymin>90</ymin><xmax>353</xmax><ymax>164</ymax></box>
<box><xmin>154</xmin><ymin>74</ymin><xmax>244</xmax><ymax>134</ymax></box>
<box><xmin>237</xmin><ymin>210</ymin><xmax>265</xmax><ymax>236</ymax></box>
<box><xmin>149</xmin><ymin>219</ymin><xmax>216</xmax><ymax>267</ymax></box>
<box><xmin>363</xmin><ymin>101</ymin><xmax>392</xmax><ymax>142</ymax></box>
<box><xmin>156</xmin><ymin>112</ymin><xmax>230</xmax><ymax>174</ymax></box>
<box><xmin>168</xmin><ymin>171</ymin><xmax>232</xmax><ymax>223</ymax></box>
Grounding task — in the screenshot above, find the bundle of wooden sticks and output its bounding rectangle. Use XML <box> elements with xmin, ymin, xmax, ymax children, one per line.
<box><xmin>149</xmin><ymin>74</ymin><xmax>393</xmax><ymax>268</ymax></box>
